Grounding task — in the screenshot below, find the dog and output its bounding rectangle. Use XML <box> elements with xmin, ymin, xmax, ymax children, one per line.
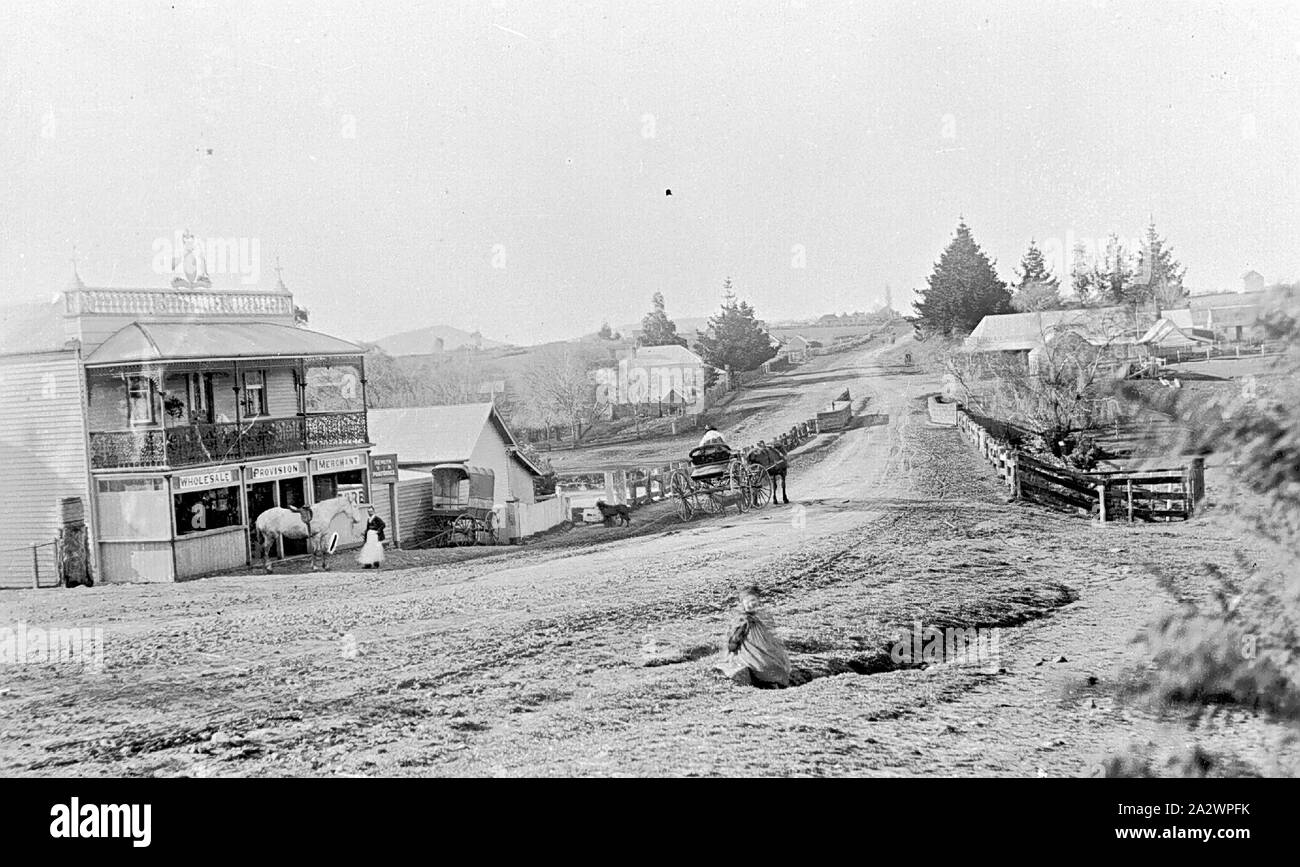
<box><xmin>594</xmin><ymin>500</ymin><xmax>632</xmax><ymax>527</ymax></box>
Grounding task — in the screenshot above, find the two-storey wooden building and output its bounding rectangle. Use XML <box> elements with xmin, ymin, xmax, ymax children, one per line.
<box><xmin>0</xmin><ymin>270</ymin><xmax>372</xmax><ymax>587</ymax></box>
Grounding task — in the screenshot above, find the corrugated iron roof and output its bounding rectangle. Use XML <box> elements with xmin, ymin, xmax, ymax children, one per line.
<box><xmin>629</xmin><ymin>344</ymin><xmax>704</xmax><ymax>366</ymax></box>
<box><xmin>84</xmin><ymin>321</ymin><xmax>364</xmax><ymax>365</ymax></box>
<box><xmin>965</xmin><ymin>307</ymin><xmax>1139</xmax><ymax>351</ymax></box>
<box><xmin>367</xmin><ymin>403</ymin><xmax>543</xmax><ymax>476</ymax></box>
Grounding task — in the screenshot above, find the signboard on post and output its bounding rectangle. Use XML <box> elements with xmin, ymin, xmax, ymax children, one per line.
<box><xmin>369</xmin><ymin>453</ymin><xmax>399</xmax><ymax>484</ymax></box>
<box><xmin>369</xmin><ymin>453</ymin><xmax>401</xmax><ymax>549</ymax></box>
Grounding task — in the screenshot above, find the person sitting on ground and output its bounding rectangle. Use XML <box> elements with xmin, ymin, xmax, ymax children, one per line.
<box><xmin>698</xmin><ymin>423</ymin><xmax>727</xmax><ymax>448</ymax></box>
<box><xmin>714</xmin><ymin>584</ymin><xmax>791</xmax><ymax>688</ymax></box>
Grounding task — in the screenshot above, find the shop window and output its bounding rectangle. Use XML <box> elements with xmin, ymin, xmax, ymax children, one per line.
<box><xmin>243</xmin><ymin>370</ymin><xmax>268</xmax><ymax>417</ymax></box>
<box><xmin>174</xmin><ymin>486</ymin><xmax>242</xmax><ymax>536</ymax></box>
<box><xmin>127</xmin><ymin>375</ymin><xmax>155</xmax><ymax>426</ymax></box>
<box><xmin>97</xmin><ymin>478</ymin><xmax>164</xmax><ymax>493</ymax></box>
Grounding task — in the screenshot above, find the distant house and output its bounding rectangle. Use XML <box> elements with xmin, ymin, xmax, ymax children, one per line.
<box><xmin>1137</xmin><ymin>315</ymin><xmax>1214</xmax><ymax>351</ymax></box>
<box><xmin>781</xmin><ymin>335</ymin><xmax>813</xmax><ymax>364</ymax></box>
<box><xmin>1203</xmin><ymin>305</ymin><xmax>1262</xmax><ymax>343</ymax></box>
<box><xmin>1242</xmin><ymin>270</ymin><xmax>1266</xmax><ymax>294</ymax></box>
<box><xmin>965</xmin><ymin>307</ymin><xmax>1150</xmax><ymax>374</ymax></box>
<box><xmin>608</xmin><ymin>344</ymin><xmax>710</xmax><ymax>415</ymax></box>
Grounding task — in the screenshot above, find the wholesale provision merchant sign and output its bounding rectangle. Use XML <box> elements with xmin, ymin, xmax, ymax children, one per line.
<box><xmin>248</xmin><ymin>460</ymin><xmax>306</xmax><ymax>481</ymax></box>
<box><xmin>174</xmin><ymin>468</ymin><xmax>237</xmax><ymax>491</ymax></box>
<box><xmin>313</xmin><ymin>454</ymin><xmax>365</xmax><ymax>472</ymax></box>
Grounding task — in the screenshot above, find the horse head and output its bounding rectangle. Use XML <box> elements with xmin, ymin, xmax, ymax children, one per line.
<box><xmin>343</xmin><ymin>497</ymin><xmax>369</xmax><ymax>529</ymax></box>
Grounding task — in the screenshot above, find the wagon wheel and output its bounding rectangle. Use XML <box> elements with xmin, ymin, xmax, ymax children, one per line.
<box><xmin>670</xmin><ymin>469</ymin><xmax>695</xmax><ymax>521</ymax></box>
<box><xmin>748</xmin><ymin>465</ymin><xmax>773</xmax><ymax>509</ymax></box>
<box><xmin>451</xmin><ymin>514</ymin><xmax>477</xmax><ymax>546</ymax></box>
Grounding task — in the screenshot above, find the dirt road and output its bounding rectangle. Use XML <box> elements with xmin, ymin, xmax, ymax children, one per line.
<box><xmin>1</xmin><ymin>339</ymin><xmax>1291</xmax><ymax>776</ymax></box>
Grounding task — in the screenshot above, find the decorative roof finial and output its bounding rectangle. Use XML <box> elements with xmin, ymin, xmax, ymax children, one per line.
<box><xmin>68</xmin><ymin>244</ymin><xmax>85</xmax><ymax>290</ymax></box>
<box><xmin>274</xmin><ymin>254</ymin><xmax>287</xmax><ymax>291</ymax></box>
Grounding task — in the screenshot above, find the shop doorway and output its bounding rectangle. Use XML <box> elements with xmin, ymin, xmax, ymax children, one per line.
<box><xmin>278</xmin><ymin>478</ymin><xmax>308</xmax><ymax>555</ymax></box>
<box><xmin>248</xmin><ymin>481</ymin><xmax>277</xmax><ymax>559</ymax></box>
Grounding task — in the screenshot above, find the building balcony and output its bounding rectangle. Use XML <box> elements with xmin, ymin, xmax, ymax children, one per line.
<box><xmin>89</xmin><ymin>411</ymin><xmax>369</xmax><ymax>471</ymax></box>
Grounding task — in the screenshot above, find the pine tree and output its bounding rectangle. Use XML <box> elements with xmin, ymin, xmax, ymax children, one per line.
<box><xmin>639</xmin><ymin>292</ymin><xmax>687</xmax><ymax>347</ymax></box>
<box><xmin>1100</xmin><ymin>234</ymin><xmax>1135</xmax><ymax>305</ymax></box>
<box><xmin>912</xmin><ymin>220</ymin><xmax>1011</xmax><ymax>336</ymax></box>
<box><xmin>1135</xmin><ymin>221</ymin><xmax>1187</xmax><ymax>309</ymax></box>
<box><xmin>1010</xmin><ymin>240</ymin><xmax>1063</xmax><ymax>312</ymax></box>
<box><xmin>1069</xmin><ymin>242</ymin><xmax>1100</xmax><ymax>307</ymax></box>
<box><xmin>695</xmin><ymin>278</ymin><xmax>778</xmax><ymax>384</ymax></box>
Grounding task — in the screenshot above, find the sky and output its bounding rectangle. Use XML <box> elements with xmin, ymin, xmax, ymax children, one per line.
<box><xmin>2</xmin><ymin>0</ymin><xmax>1298</xmax><ymax>346</ymax></box>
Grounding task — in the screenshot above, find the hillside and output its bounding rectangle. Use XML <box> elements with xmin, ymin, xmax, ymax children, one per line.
<box><xmin>373</xmin><ymin>324</ymin><xmax>507</xmax><ymax>356</ymax></box>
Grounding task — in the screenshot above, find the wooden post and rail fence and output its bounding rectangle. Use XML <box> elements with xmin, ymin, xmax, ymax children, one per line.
<box><xmin>955</xmin><ymin>405</ymin><xmax>1205</xmax><ymax>523</ymax></box>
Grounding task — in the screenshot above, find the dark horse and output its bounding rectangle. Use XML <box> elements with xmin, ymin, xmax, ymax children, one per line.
<box><xmin>747</xmin><ymin>442</ymin><xmax>790</xmax><ymax>505</ymax></box>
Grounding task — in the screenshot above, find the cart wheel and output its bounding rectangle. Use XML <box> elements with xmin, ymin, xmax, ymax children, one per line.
<box><xmin>669</xmin><ymin>469</ymin><xmax>693</xmax><ymax>498</ymax></box>
<box><xmin>452</xmin><ymin>514</ymin><xmax>476</xmax><ymax>546</ymax></box>
<box><xmin>675</xmin><ymin>492</ymin><xmax>693</xmax><ymax>521</ymax></box>
<box><xmin>749</xmin><ymin>466</ymin><xmax>772</xmax><ymax>509</ymax></box>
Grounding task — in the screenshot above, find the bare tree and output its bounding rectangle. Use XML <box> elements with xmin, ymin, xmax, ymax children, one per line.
<box><xmin>522</xmin><ymin>344</ymin><xmax>610</xmax><ymax>446</ymax></box>
<box><xmin>947</xmin><ymin>310</ymin><xmax>1139</xmax><ymax>460</ymax></box>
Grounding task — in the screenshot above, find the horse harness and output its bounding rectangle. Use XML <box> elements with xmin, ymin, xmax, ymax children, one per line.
<box><xmin>289</xmin><ymin>505</ymin><xmax>315</xmax><ymax>531</ymax></box>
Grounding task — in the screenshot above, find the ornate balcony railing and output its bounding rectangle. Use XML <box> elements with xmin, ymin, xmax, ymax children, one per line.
<box><xmin>305</xmin><ymin>411</ymin><xmax>369</xmax><ymax>451</ymax></box>
<box><xmin>164</xmin><ymin>417</ymin><xmax>308</xmax><ymax>466</ymax></box>
<box><xmin>89</xmin><ymin>429</ymin><xmax>168</xmax><ymax>470</ymax></box>
<box><xmin>90</xmin><ymin>411</ymin><xmax>369</xmax><ymax>470</ymax></box>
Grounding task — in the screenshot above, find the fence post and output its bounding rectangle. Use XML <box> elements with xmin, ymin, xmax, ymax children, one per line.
<box><xmin>32</xmin><ymin>544</ymin><xmax>40</xmax><ymax>589</ymax></box>
<box><xmin>1010</xmin><ymin>452</ymin><xmax>1021</xmax><ymax>500</ymax></box>
<box><xmin>1096</xmin><ymin>483</ymin><xmax>1107</xmax><ymax>523</ymax></box>
<box><xmin>1189</xmin><ymin>457</ymin><xmax>1205</xmax><ymax>513</ymax></box>
<box><xmin>1126</xmin><ymin>479</ymin><xmax>1134</xmax><ymax>523</ymax></box>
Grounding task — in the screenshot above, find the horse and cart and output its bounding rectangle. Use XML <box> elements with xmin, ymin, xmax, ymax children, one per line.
<box><xmin>668</xmin><ymin>442</ymin><xmax>789</xmax><ymax>520</ymax></box>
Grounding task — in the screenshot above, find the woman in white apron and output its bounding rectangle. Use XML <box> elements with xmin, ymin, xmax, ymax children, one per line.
<box><xmin>356</xmin><ymin>506</ymin><xmax>386</xmax><ymax>569</ymax></box>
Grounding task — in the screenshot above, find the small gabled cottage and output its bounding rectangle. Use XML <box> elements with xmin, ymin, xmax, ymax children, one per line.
<box><xmin>367</xmin><ymin>402</ymin><xmax>562</xmax><ymax>541</ymax></box>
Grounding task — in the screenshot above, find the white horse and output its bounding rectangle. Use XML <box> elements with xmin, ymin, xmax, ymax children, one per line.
<box><xmin>254</xmin><ymin>496</ymin><xmax>366</xmax><ymax>573</ymax></box>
